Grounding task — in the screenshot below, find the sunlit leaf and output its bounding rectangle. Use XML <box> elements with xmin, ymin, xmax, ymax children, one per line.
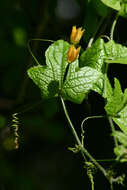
<box><xmin>114</xmin><ymin>145</ymin><xmax>127</xmax><ymax>162</ymax></box>
<box><xmin>113</xmin><ymin>131</ymin><xmax>127</xmax><ymax>146</ymax></box>
<box><xmin>119</xmin><ymin>1</ymin><xmax>127</xmax><ymax>18</ymax></box>
<box><xmin>28</xmin><ymin>40</ymin><xmax>102</xmax><ymax>104</ymax></box>
<box><xmin>105</xmin><ymin>78</ymin><xmax>125</xmax><ymax>116</ymax></box>
<box><xmin>105</xmin><ymin>40</ymin><xmax>127</xmax><ymax>64</ymax></box>
<box><xmin>113</xmin><ymin>105</ymin><xmax>127</xmax><ymax>135</ymax></box>
<box><xmin>100</xmin><ymin>0</ymin><xmax>127</xmax><ymax>18</ymax></box>
<box><xmin>80</xmin><ymin>38</ymin><xmax>105</xmax><ymax>71</ymax></box>
<box><xmin>62</xmin><ymin>62</ymin><xmax>102</xmax><ymax>103</ymax></box>
<box><xmin>100</xmin><ymin>0</ymin><xmax>121</xmax><ymax>11</ymax></box>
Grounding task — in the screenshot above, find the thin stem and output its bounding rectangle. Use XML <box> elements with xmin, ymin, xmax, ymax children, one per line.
<box><xmin>60</xmin><ymin>96</ymin><xmax>81</xmax><ymax>146</ymax></box>
<box><xmin>110</xmin><ymin>181</ymin><xmax>114</xmax><ymax>190</ymax></box>
<box><xmin>87</xmin><ymin>37</ymin><xmax>94</xmax><ymax>48</ymax></box>
<box><xmin>81</xmin><ymin>115</ymin><xmax>105</xmax><ymax>146</ymax></box>
<box><xmin>80</xmin><ymin>146</ymin><xmax>108</xmax><ymax>179</ymax></box>
<box><xmin>27</xmin><ymin>40</ymin><xmax>40</xmax><ymax>65</ymax></box>
<box><xmin>27</xmin><ymin>38</ymin><xmax>55</xmax><ymax>65</ymax></box>
<box><xmin>96</xmin><ymin>159</ymin><xmax>116</xmax><ymax>162</ymax></box>
<box><xmin>60</xmin><ymin>96</ymin><xmax>108</xmax><ymax>180</ymax></box>
<box><xmin>89</xmin><ymin>174</ymin><xmax>94</xmax><ymax>190</ymax></box>
<box><xmin>81</xmin><ymin>151</ymin><xmax>87</xmax><ymax>162</ymax></box>
<box><xmin>108</xmin><ymin>117</ymin><xmax>118</xmax><ymax>147</ymax></box>
<box><xmin>16</xmin><ymin>0</ymin><xmax>50</xmax><ymax>104</ymax></box>
<box><xmin>110</xmin><ymin>13</ymin><xmax>119</xmax><ymax>40</ymax></box>
<box><xmin>92</xmin><ymin>181</ymin><xmax>94</xmax><ymax>190</ymax></box>
<box><xmin>100</xmin><ymin>35</ymin><xmax>110</xmax><ymax>41</ymax></box>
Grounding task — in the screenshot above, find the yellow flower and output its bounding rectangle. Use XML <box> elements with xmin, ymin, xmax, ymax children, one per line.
<box><xmin>70</xmin><ymin>26</ymin><xmax>85</xmax><ymax>45</ymax></box>
<box><xmin>67</xmin><ymin>45</ymin><xmax>81</xmax><ymax>63</ymax></box>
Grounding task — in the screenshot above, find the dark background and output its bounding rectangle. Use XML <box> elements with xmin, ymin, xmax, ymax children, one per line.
<box><xmin>0</xmin><ymin>0</ymin><xmax>127</xmax><ymax>189</ymax></box>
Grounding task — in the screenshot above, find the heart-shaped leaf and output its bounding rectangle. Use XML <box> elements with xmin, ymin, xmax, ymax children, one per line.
<box><xmin>28</xmin><ymin>40</ymin><xmax>69</xmax><ymax>98</ymax></box>
<box><xmin>80</xmin><ymin>39</ymin><xmax>127</xmax><ymax>98</ymax></box>
<box><xmin>27</xmin><ymin>40</ymin><xmax>102</xmax><ymax>104</ymax></box>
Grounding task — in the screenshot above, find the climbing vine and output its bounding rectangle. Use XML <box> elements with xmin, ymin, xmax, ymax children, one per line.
<box><xmin>27</xmin><ymin>0</ymin><xmax>127</xmax><ymax>189</ymax></box>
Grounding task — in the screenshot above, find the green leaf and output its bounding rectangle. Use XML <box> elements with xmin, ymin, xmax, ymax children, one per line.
<box><xmin>28</xmin><ymin>40</ymin><xmax>102</xmax><ymax>104</ymax></box>
<box><xmin>106</xmin><ymin>79</ymin><xmax>127</xmax><ymax>134</ymax></box>
<box><xmin>122</xmin><ymin>89</ymin><xmax>127</xmax><ymax>105</ymax></box>
<box><xmin>28</xmin><ymin>40</ymin><xmax>69</xmax><ymax>99</ymax></box>
<box><xmin>113</xmin><ymin>129</ymin><xmax>127</xmax><ymax>163</ymax></box>
<box><xmin>92</xmin><ymin>75</ymin><xmax>104</xmax><ymax>96</ymax></box>
<box><xmin>113</xmin><ymin>127</ymin><xmax>127</xmax><ymax>163</ymax></box>
<box><xmin>106</xmin><ymin>58</ymin><xmax>127</xmax><ymax>64</ymax></box>
<box><xmin>119</xmin><ymin>1</ymin><xmax>127</xmax><ymax>18</ymax></box>
<box><xmin>27</xmin><ymin>65</ymin><xmax>58</xmax><ymax>98</ymax></box>
<box><xmin>80</xmin><ymin>39</ymin><xmax>127</xmax><ymax>99</ymax></box>
<box><xmin>80</xmin><ymin>38</ymin><xmax>115</xmax><ymax>98</ymax></box>
<box><xmin>80</xmin><ymin>38</ymin><xmax>105</xmax><ymax>72</ymax></box>
<box><xmin>100</xmin><ymin>0</ymin><xmax>121</xmax><ymax>11</ymax></box>
<box><xmin>105</xmin><ymin>78</ymin><xmax>126</xmax><ymax>116</ymax></box>
<box><xmin>105</xmin><ymin>40</ymin><xmax>127</xmax><ymax>64</ymax></box>
<box><xmin>113</xmin><ymin>105</ymin><xmax>127</xmax><ymax>135</ymax></box>
<box><xmin>113</xmin><ymin>131</ymin><xmax>127</xmax><ymax>146</ymax></box>
<box><xmin>62</xmin><ymin>63</ymin><xmax>102</xmax><ymax>103</ymax></box>
<box><xmin>114</xmin><ymin>145</ymin><xmax>127</xmax><ymax>162</ymax></box>
<box><xmin>101</xmin><ymin>0</ymin><xmax>127</xmax><ymax>18</ymax></box>
<box><xmin>92</xmin><ymin>74</ymin><xmax>112</xmax><ymax>98</ymax></box>
<box><xmin>104</xmin><ymin>75</ymin><xmax>113</xmax><ymax>99</ymax></box>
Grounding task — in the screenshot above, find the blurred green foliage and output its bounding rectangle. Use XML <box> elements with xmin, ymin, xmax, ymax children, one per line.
<box><xmin>0</xmin><ymin>115</ymin><xmax>6</xmax><ymax>128</ymax></box>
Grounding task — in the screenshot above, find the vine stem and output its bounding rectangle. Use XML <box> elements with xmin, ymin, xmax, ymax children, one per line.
<box><xmin>110</xmin><ymin>13</ymin><xmax>119</xmax><ymax>40</ymax></box>
<box><xmin>60</xmin><ymin>96</ymin><xmax>82</xmax><ymax>146</ymax></box>
<box><xmin>108</xmin><ymin>116</ymin><xmax>118</xmax><ymax>147</ymax></box>
<box><xmin>81</xmin><ymin>115</ymin><xmax>105</xmax><ymax>146</ymax></box>
<box><xmin>92</xmin><ymin>180</ymin><xmax>94</xmax><ymax>190</ymax></box>
<box><xmin>27</xmin><ymin>38</ymin><xmax>55</xmax><ymax>65</ymax></box>
<box><xmin>60</xmin><ymin>96</ymin><xmax>108</xmax><ymax>180</ymax></box>
<box><xmin>110</xmin><ymin>181</ymin><xmax>114</xmax><ymax>190</ymax></box>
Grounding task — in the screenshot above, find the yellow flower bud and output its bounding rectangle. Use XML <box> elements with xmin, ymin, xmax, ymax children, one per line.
<box><xmin>67</xmin><ymin>45</ymin><xmax>81</xmax><ymax>63</ymax></box>
<box><xmin>70</xmin><ymin>26</ymin><xmax>85</xmax><ymax>45</ymax></box>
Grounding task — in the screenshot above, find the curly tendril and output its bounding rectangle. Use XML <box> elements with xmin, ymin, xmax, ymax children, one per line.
<box><xmin>11</xmin><ymin>113</ymin><xmax>19</xmax><ymax>149</ymax></box>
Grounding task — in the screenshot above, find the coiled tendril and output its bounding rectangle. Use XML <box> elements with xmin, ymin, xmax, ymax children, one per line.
<box><xmin>11</xmin><ymin>113</ymin><xmax>19</xmax><ymax>149</ymax></box>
